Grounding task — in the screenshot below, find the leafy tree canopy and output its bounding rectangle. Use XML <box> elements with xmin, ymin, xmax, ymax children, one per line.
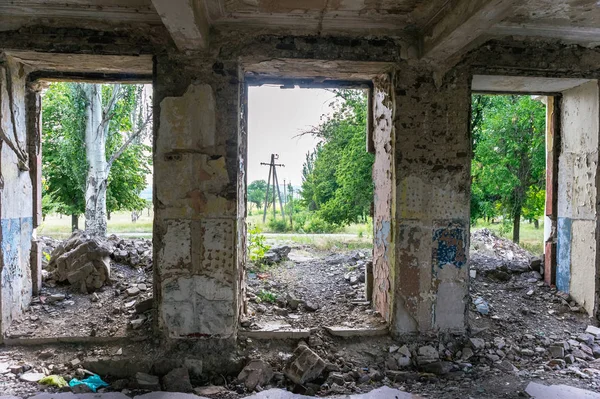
<box><xmin>471</xmin><ymin>94</ymin><xmax>546</xmax><ymax>242</ymax></box>
<box><xmin>300</xmin><ymin>90</ymin><xmax>373</xmax><ymax>226</ymax></box>
<box><xmin>42</xmin><ymin>82</ymin><xmax>151</xmax><ymax>218</ymax></box>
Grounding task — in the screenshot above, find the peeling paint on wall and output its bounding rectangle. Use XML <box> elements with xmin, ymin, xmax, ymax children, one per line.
<box><xmin>372</xmin><ymin>74</ymin><xmax>394</xmax><ymax>323</ymax></box>
<box><xmin>0</xmin><ymin>56</ymin><xmax>33</xmax><ymax>336</ymax></box>
<box><xmin>432</xmin><ymin>223</ymin><xmax>467</xmax><ymax>270</ymax></box>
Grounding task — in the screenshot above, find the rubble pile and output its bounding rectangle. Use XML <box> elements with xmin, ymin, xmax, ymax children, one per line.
<box><xmin>8</xmin><ymin>232</ymin><xmax>153</xmax><ymax>339</ymax></box>
<box><xmin>107</xmin><ymin>235</ymin><xmax>152</xmax><ymax>268</ymax></box>
<box><xmin>244</xmin><ymin>249</ymin><xmax>381</xmax><ymax>331</ymax></box>
<box><xmin>470</xmin><ymin>228</ymin><xmax>542</xmax><ymax>278</ymax></box>
<box><xmin>45</xmin><ymin>232</ymin><xmax>111</xmax><ymax>293</ymax></box>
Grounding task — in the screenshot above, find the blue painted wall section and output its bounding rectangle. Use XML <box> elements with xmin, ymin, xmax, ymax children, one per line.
<box><xmin>432</xmin><ymin>223</ymin><xmax>467</xmax><ymax>270</ymax></box>
<box><xmin>556</xmin><ymin>217</ymin><xmax>572</xmax><ymax>293</ymax></box>
<box><xmin>1</xmin><ymin>217</ymin><xmax>32</xmax><ymax>291</ymax></box>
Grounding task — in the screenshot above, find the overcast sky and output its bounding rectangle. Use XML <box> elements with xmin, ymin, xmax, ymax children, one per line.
<box><xmin>247</xmin><ymin>86</ymin><xmax>336</xmax><ymax>187</ymax></box>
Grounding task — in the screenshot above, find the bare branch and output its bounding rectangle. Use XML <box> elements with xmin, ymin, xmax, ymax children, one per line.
<box><xmin>105</xmin><ymin>111</ymin><xmax>152</xmax><ymax>172</ymax></box>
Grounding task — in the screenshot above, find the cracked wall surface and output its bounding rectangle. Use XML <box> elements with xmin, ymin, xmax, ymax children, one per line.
<box><xmin>392</xmin><ymin>64</ymin><xmax>471</xmax><ymax>334</ymax></box>
<box><xmin>372</xmin><ymin>74</ymin><xmax>395</xmax><ymax>323</ymax></box>
<box><xmin>557</xmin><ymin>81</ymin><xmax>600</xmax><ymax>316</ymax></box>
<box><xmin>0</xmin><ymin>55</ymin><xmax>33</xmax><ymax>337</ymax></box>
<box><xmin>154</xmin><ymin>57</ymin><xmax>241</xmax><ymax>339</ymax></box>
<box><xmin>3</xmin><ymin>27</ymin><xmax>600</xmax><ymax>339</ymax></box>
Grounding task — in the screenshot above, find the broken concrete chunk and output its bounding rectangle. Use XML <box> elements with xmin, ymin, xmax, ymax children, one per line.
<box><xmin>585</xmin><ymin>325</ymin><xmax>600</xmax><ymax>337</ymax></box>
<box><xmin>162</xmin><ymin>367</ymin><xmax>192</xmax><ymax>392</ymax></box>
<box><xmin>469</xmin><ymin>338</ymin><xmax>485</xmax><ymax>351</ymax></box>
<box><xmin>136</xmin><ymin>298</ymin><xmax>153</xmax><ymax>313</ymax></box>
<box><xmin>135</xmin><ymin>372</ymin><xmax>161</xmax><ymax>390</ymax></box>
<box><xmin>417</xmin><ymin>346</ymin><xmax>439</xmax><ymax>365</ymax></box>
<box><xmin>283</xmin><ymin>346</ymin><xmax>325</xmax><ymax>385</ymax></box>
<box><xmin>237</xmin><ymin>359</ymin><xmax>273</xmax><ymax>391</ymax></box>
<box><xmin>46</xmin><ymin>231</ymin><xmax>111</xmax><ymax>292</ymax></box>
<box><xmin>19</xmin><ymin>372</ymin><xmax>45</xmax><ymax>382</ymax></box>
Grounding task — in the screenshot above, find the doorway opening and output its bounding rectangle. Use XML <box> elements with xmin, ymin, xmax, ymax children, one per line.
<box><xmin>6</xmin><ymin>80</ymin><xmax>154</xmax><ymax>340</ymax></box>
<box><xmin>242</xmin><ymin>84</ymin><xmax>386</xmax><ymax>334</ymax></box>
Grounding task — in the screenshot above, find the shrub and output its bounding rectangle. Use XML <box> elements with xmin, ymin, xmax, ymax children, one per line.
<box><xmin>248</xmin><ymin>225</ymin><xmax>270</xmax><ymax>263</ymax></box>
<box><xmin>257</xmin><ymin>289</ymin><xmax>277</xmax><ymax>303</ymax></box>
<box><xmin>304</xmin><ymin>215</ymin><xmax>337</xmax><ymax>233</ymax></box>
<box><xmin>267</xmin><ymin>217</ymin><xmax>289</xmax><ymax>233</ymax></box>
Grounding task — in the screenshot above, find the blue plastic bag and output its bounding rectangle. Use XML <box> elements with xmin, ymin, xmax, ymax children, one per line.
<box><xmin>68</xmin><ymin>374</ymin><xmax>109</xmax><ymax>392</ymax></box>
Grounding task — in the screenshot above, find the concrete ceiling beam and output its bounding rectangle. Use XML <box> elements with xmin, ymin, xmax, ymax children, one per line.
<box><xmin>421</xmin><ymin>0</ymin><xmax>519</xmax><ymax>63</ymax></box>
<box><xmin>151</xmin><ymin>0</ymin><xmax>210</xmax><ymax>52</ymax></box>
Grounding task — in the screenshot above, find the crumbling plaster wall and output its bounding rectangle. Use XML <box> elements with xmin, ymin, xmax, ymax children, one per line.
<box><xmin>372</xmin><ymin>74</ymin><xmax>395</xmax><ymax>323</ymax></box>
<box><xmin>153</xmin><ymin>55</ymin><xmax>241</xmax><ymax>339</ymax></box>
<box><xmin>557</xmin><ymin>81</ymin><xmax>599</xmax><ymax>316</ymax></box>
<box><xmin>392</xmin><ymin>64</ymin><xmax>471</xmax><ymax>334</ymax></box>
<box><xmin>0</xmin><ymin>55</ymin><xmax>33</xmax><ymax>337</ymax></box>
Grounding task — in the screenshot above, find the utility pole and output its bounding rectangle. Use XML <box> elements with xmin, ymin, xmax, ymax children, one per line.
<box><xmin>261</xmin><ymin>154</ymin><xmax>285</xmax><ymax>222</ymax></box>
<box><xmin>289</xmin><ymin>181</ymin><xmax>294</xmax><ymax>229</ymax></box>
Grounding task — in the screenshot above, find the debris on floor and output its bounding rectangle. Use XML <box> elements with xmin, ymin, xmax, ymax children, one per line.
<box><xmin>244</xmin><ymin>247</ymin><xmax>383</xmax><ymax>332</ymax></box>
<box><xmin>3</xmin><ymin>229</ymin><xmax>600</xmax><ymax>398</ymax></box>
<box><xmin>7</xmin><ymin>234</ymin><xmax>153</xmax><ymax>339</ymax></box>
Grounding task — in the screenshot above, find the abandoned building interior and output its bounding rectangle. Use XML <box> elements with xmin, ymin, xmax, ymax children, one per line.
<box><xmin>1</xmin><ymin>0</ymin><xmax>600</xmax><ymax>397</ymax></box>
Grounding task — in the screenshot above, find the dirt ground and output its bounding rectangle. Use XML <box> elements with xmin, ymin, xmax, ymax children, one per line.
<box><xmin>2</xmin><ymin>231</ymin><xmax>600</xmax><ymax>398</ymax></box>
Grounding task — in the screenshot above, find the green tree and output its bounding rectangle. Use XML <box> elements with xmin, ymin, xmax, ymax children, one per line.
<box><xmin>42</xmin><ymin>82</ymin><xmax>151</xmax><ymax>233</ymax></box>
<box><xmin>300</xmin><ymin>90</ymin><xmax>373</xmax><ymax>226</ymax></box>
<box><xmin>471</xmin><ymin>94</ymin><xmax>546</xmax><ymax>242</ymax></box>
<box><xmin>247</xmin><ymin>179</ymin><xmax>267</xmax><ymax>210</ymax></box>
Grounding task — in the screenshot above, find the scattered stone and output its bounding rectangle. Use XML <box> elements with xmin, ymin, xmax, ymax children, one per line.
<box><xmin>135</xmin><ymin>298</ymin><xmax>153</xmax><ymax>313</ymax></box>
<box><xmin>19</xmin><ymin>372</ymin><xmax>45</xmax><ymax>383</ymax></box>
<box><xmin>304</xmin><ymin>301</ymin><xmax>319</xmax><ymax>312</ymax></box>
<box><xmin>469</xmin><ymin>338</ymin><xmax>485</xmax><ymax>351</ymax></box>
<box><xmin>284</xmin><ymin>346</ymin><xmax>326</xmax><ymax>384</ymax></box>
<box><xmin>162</xmin><ymin>367</ymin><xmax>192</xmax><ymax>392</ymax></box>
<box><xmin>586</xmin><ymin>325</ymin><xmax>600</xmax><ymax>337</ymax></box>
<box><xmin>417</xmin><ymin>346</ymin><xmax>439</xmax><ymax>365</ymax></box>
<box><xmin>262</xmin><ymin>245</ymin><xmax>292</xmax><ymax>263</ymax></box>
<box><xmin>548</xmin><ymin>346</ymin><xmax>565</xmax><ymax>358</ymax></box>
<box><xmin>130</xmin><ymin>317</ymin><xmax>145</xmax><ymax>330</ymax></box>
<box><xmin>194</xmin><ymin>386</ymin><xmax>229</xmax><ymax>396</ymax></box>
<box><xmin>126</xmin><ymin>286</ymin><xmax>141</xmax><ymax>297</ymax></box>
<box><xmin>237</xmin><ymin>359</ymin><xmax>273</xmax><ymax>391</ymax></box>
<box><xmin>47</xmin><ymin>294</ymin><xmax>65</xmax><ymax>303</ymax></box>
<box><xmin>135</xmin><ymin>372</ymin><xmax>161</xmax><ymax>390</ymax></box>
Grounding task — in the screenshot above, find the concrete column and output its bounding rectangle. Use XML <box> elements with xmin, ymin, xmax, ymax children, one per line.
<box><xmin>153</xmin><ymin>56</ymin><xmax>241</xmax><ymax>339</ymax></box>
<box><xmin>544</xmin><ymin>96</ymin><xmax>559</xmax><ymax>286</ymax></box>
<box><xmin>391</xmin><ymin>66</ymin><xmax>470</xmax><ymax>335</ymax></box>
<box><xmin>557</xmin><ymin>81</ymin><xmax>600</xmax><ymax>316</ymax></box>
<box><xmin>0</xmin><ymin>55</ymin><xmax>33</xmax><ymax>337</ymax></box>
<box><xmin>27</xmin><ymin>85</ymin><xmax>42</xmax><ymax>296</ymax></box>
<box><xmin>372</xmin><ymin>74</ymin><xmax>395</xmax><ymax>322</ymax></box>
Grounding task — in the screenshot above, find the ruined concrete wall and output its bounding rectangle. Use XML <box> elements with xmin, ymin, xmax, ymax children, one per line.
<box><xmin>0</xmin><ymin>55</ymin><xmax>33</xmax><ymax>336</ymax></box>
<box><xmin>372</xmin><ymin>74</ymin><xmax>395</xmax><ymax>322</ymax></box>
<box><xmin>153</xmin><ymin>55</ymin><xmax>240</xmax><ymax>339</ymax></box>
<box><xmin>557</xmin><ymin>81</ymin><xmax>599</xmax><ymax>316</ymax></box>
<box><xmin>392</xmin><ymin>64</ymin><xmax>470</xmax><ymax>334</ymax></box>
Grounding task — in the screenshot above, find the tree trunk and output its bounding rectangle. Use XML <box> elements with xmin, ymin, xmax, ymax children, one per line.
<box><xmin>534</xmin><ymin>219</ymin><xmax>539</xmax><ymax>229</ymax></box>
<box><xmin>512</xmin><ymin>208</ymin><xmax>521</xmax><ymax>244</ymax></box>
<box><xmin>83</xmin><ymin>84</ymin><xmax>108</xmax><ymax>236</ymax></box>
<box><xmin>71</xmin><ymin>214</ymin><xmax>79</xmax><ymax>232</ymax></box>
